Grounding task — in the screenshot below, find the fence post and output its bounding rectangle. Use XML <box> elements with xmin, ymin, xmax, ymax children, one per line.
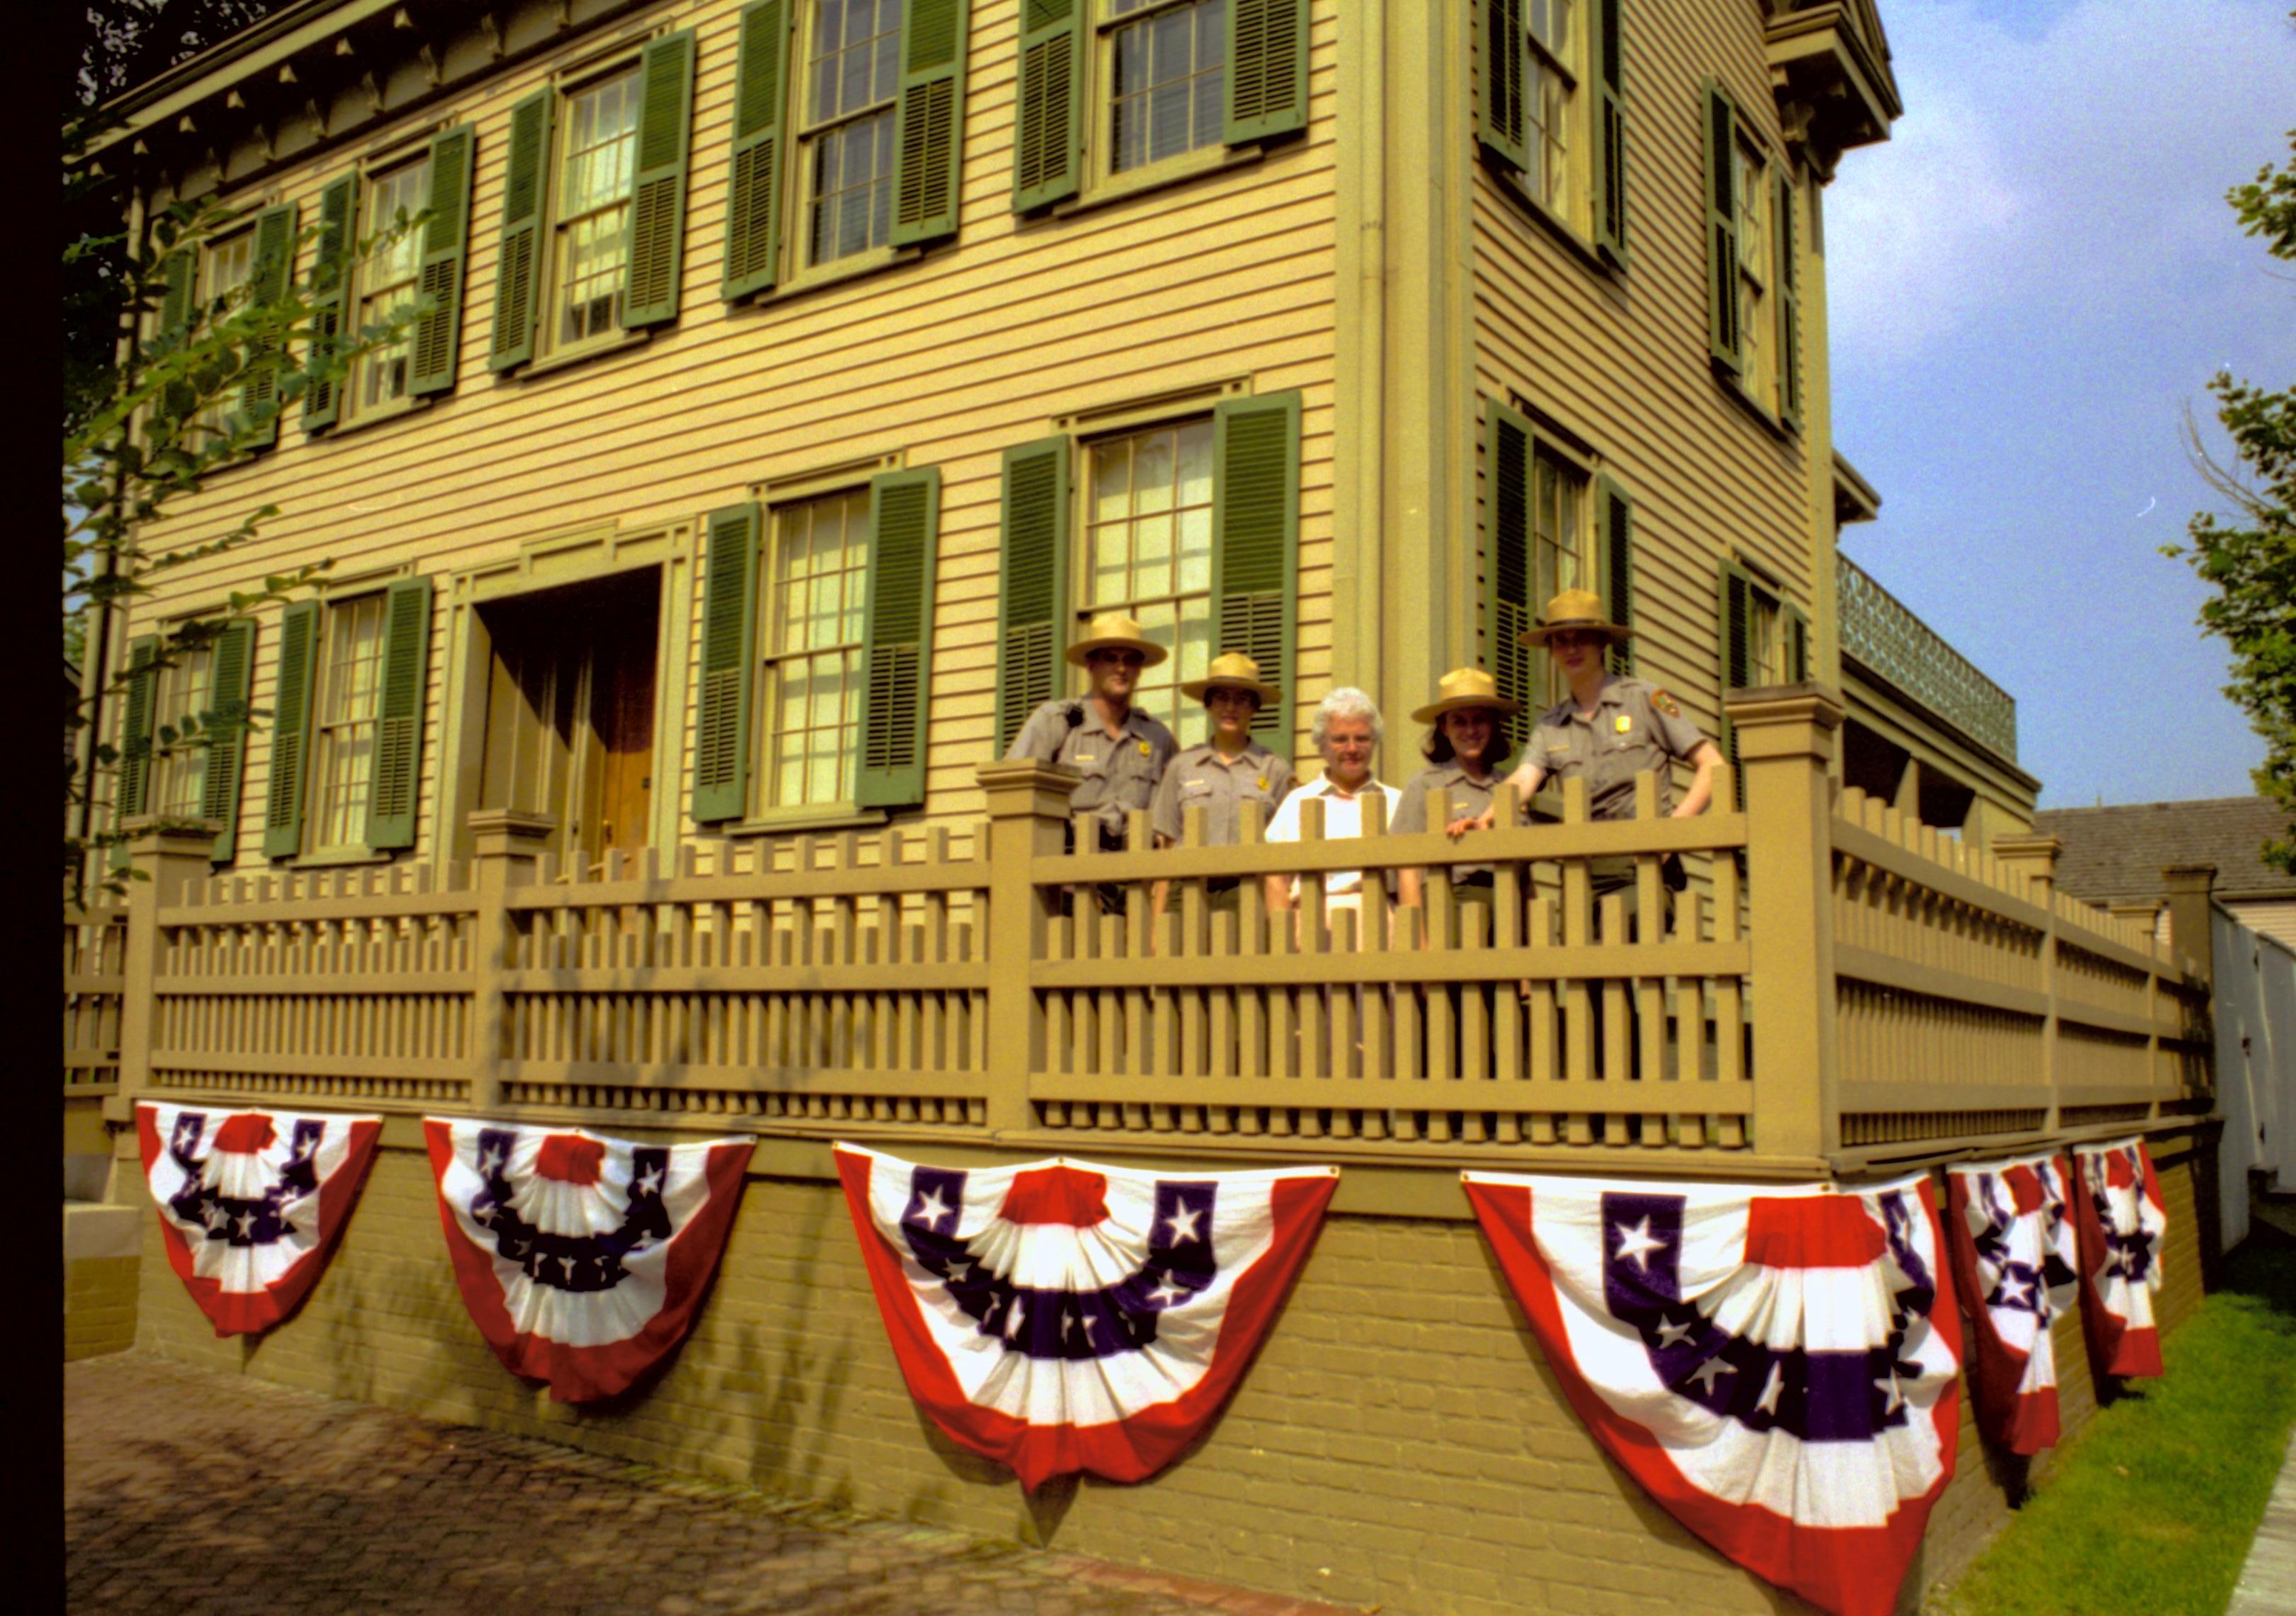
<box><xmin>1994</xmin><ymin>834</ymin><xmax>2063</xmax><ymax>1132</ymax></box>
<box><xmin>105</xmin><ymin>819</ymin><xmax>225</xmax><ymax>1128</ymax></box>
<box><xmin>467</xmin><ymin>811</ymin><xmax>552</xmax><ymax>1113</ymax></box>
<box><xmin>976</xmin><ymin>761</ymin><xmax>1081</xmax><ymax>1137</ymax></box>
<box><xmin>2161</xmin><ymin>862</ymin><xmax>2218</xmax><ymax>1107</ymax></box>
<box><xmin>1726</xmin><ymin>686</ymin><xmax>1842</xmax><ymax>1162</ymax></box>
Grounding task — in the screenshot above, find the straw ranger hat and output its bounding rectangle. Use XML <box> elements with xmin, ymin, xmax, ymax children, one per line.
<box><xmin>1520</xmin><ymin>587</ymin><xmax>1633</xmax><ymax>649</ymax></box>
<box><xmin>1181</xmin><ymin>651</ymin><xmax>1281</xmax><ymax>705</ymax></box>
<box><xmin>1064</xmin><ymin>612</ymin><xmax>1169</xmax><ymax>668</ymax></box>
<box><xmin>1410</xmin><ymin>667</ymin><xmax>1522</xmax><ymax>724</ymax></box>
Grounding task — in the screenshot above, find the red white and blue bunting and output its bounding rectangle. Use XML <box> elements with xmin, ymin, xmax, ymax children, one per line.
<box><xmin>1945</xmin><ymin>1153</ymin><xmax>2078</xmax><ymax>1454</ymax></box>
<box><xmin>1463</xmin><ymin>1169</ymin><xmax>1962</xmax><ymax>1616</ymax></box>
<box><xmin>136</xmin><ymin>1101</ymin><xmax>381</xmax><ymax>1338</ymax></box>
<box><xmin>2071</xmin><ymin>1138</ymin><xmax>2167</xmax><ymax>1380</ymax></box>
<box><xmin>835</xmin><ymin>1143</ymin><xmax>1337</xmax><ymax>1491</ymax></box>
<box><xmin>424</xmin><ymin>1119</ymin><xmax>753</xmax><ymax>1403</ymax></box>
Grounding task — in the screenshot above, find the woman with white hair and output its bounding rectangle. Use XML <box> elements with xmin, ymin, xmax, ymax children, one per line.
<box><xmin>1262</xmin><ymin>688</ymin><xmax>1402</xmax><ymax>924</ymax></box>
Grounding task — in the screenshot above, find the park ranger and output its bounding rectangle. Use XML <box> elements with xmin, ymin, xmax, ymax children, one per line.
<box><xmin>1149</xmin><ymin>652</ymin><xmax>1295</xmax><ymax>919</ymax></box>
<box><xmin>1003</xmin><ymin>611</ymin><xmax>1178</xmax><ymax>854</ymax></box>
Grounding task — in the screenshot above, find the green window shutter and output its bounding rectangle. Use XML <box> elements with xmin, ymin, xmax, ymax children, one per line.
<box><xmin>239</xmin><ymin>203</ymin><xmax>298</xmax><ymax>451</ymax></box>
<box><xmin>624</xmin><ymin>30</ymin><xmax>696</xmax><ymax>329</ymax></box>
<box><xmin>1703</xmin><ymin>79</ymin><xmax>1740</xmax><ymax>376</ymax></box>
<box><xmin>1011</xmin><ymin>0</ymin><xmax>1082</xmax><ymax>212</ymax></box>
<box><xmin>1716</xmin><ymin>560</ymin><xmax>1752</xmax><ymax>770</ymax></box>
<box><xmin>410</xmin><ymin>124</ymin><xmax>476</xmax><ymax>397</ymax></box>
<box><xmin>489</xmin><ymin>89</ymin><xmax>553</xmax><ymax>371</ymax></box>
<box><xmin>303</xmin><ymin>177</ymin><xmax>356</xmax><ymax>431</ymax></box>
<box><xmin>200</xmin><ymin>620</ymin><xmax>255</xmax><ymax>863</ymax></box>
<box><xmin>116</xmin><ymin>636</ymin><xmax>159</xmax><ymax>820</ymax></box>
<box><xmin>1595</xmin><ymin>473</ymin><xmax>1634</xmax><ymax>679</ymax></box>
<box><xmin>1225</xmin><ymin>0</ymin><xmax>1307</xmax><ymax>145</ymax></box>
<box><xmin>994</xmin><ymin>437</ymin><xmax>1071</xmax><ymax>754</ymax></box>
<box><xmin>364</xmin><ymin>579</ymin><xmax>434</xmax><ymax>851</ymax></box>
<box><xmin>1774</xmin><ymin>167</ymin><xmax>1801</xmax><ymax>431</ymax></box>
<box><xmin>264</xmin><ymin>602</ymin><xmax>321</xmax><ymax>858</ymax></box>
<box><xmin>159</xmin><ymin>249</ymin><xmax>196</xmax><ymax>340</ymax></box>
<box><xmin>1787</xmin><ymin>602</ymin><xmax>1811</xmax><ymax>685</ymax></box>
<box><xmin>891</xmin><ymin>0</ymin><xmax>969</xmax><ymax>247</ymax></box>
<box><xmin>1482</xmin><ymin>399</ymin><xmax>1536</xmax><ymax>754</ymax></box>
<box><xmin>724</xmin><ymin>0</ymin><xmax>792</xmax><ymax>301</ymax></box>
<box><xmin>1591</xmin><ymin>0</ymin><xmax>1628</xmax><ymax>266</ymax></box>
<box><xmin>856</xmin><ymin>467</ymin><xmax>940</xmax><ymax>809</ymax></box>
<box><xmin>1210</xmin><ymin>391</ymin><xmax>1301</xmax><ymax>747</ymax></box>
<box><xmin>693</xmin><ymin>503</ymin><xmax>762</xmax><ymax>823</ymax></box>
<box><xmin>1475</xmin><ymin>0</ymin><xmax>1527</xmax><ymax>173</ymax></box>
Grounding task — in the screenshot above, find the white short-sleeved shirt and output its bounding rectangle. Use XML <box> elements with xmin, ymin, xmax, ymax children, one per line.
<box><xmin>1264</xmin><ymin>776</ymin><xmax>1404</xmax><ymax>901</ymax></box>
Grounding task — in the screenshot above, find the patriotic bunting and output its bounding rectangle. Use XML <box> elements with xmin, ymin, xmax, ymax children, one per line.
<box><xmin>1945</xmin><ymin>1154</ymin><xmax>2079</xmax><ymax>1454</ymax></box>
<box><xmin>835</xmin><ymin>1143</ymin><xmax>1336</xmax><ymax>1491</ymax></box>
<box><xmin>2071</xmin><ymin>1138</ymin><xmax>2167</xmax><ymax>1380</ymax></box>
<box><xmin>136</xmin><ymin>1101</ymin><xmax>381</xmax><ymax>1338</ymax></box>
<box><xmin>424</xmin><ymin>1119</ymin><xmax>753</xmax><ymax>1403</ymax></box>
<box><xmin>1463</xmin><ymin>1170</ymin><xmax>1961</xmax><ymax>1616</ymax></box>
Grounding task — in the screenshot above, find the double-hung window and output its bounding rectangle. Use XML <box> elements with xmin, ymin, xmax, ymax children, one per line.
<box><xmin>354</xmin><ymin>154</ymin><xmax>429</xmax><ymax>415</ymax></box>
<box><xmin>692</xmin><ymin>468</ymin><xmax>943</xmax><ymax>823</ymax></box>
<box><xmin>147</xmin><ymin>644</ymin><xmax>217</xmax><ymax>821</ymax></box>
<box><xmin>1703</xmin><ymin>79</ymin><xmax>1801</xmax><ymax>430</ymax></box>
<box><xmin>994</xmin><ymin>391</ymin><xmax>1302</xmax><ymax>755</ymax></box>
<box><xmin>800</xmin><ymin>0</ymin><xmax>904</xmax><ymax>266</ymax></box>
<box><xmin>264</xmin><ymin>581</ymin><xmax>436</xmax><ymax>859</ymax></box>
<box><xmin>1482</xmin><ymin>397</ymin><xmax>1635</xmax><ymax>752</ymax></box>
<box><xmin>490</xmin><ymin>33</ymin><xmax>697</xmax><ymax>373</ymax></box>
<box><xmin>1008</xmin><ymin>0</ymin><xmax>1307</xmax><ymax>213</ymax></box>
<box><xmin>1476</xmin><ymin>0</ymin><xmax>1627</xmax><ymax>264</ymax></box>
<box><xmin>114</xmin><ymin>622</ymin><xmax>256</xmax><ymax>863</ymax></box>
<box><xmin>306</xmin><ymin>595</ymin><xmax>389</xmax><ymax>857</ymax></box>
<box><xmin>191</xmin><ymin>231</ymin><xmax>255</xmax><ymax>444</ymax></box>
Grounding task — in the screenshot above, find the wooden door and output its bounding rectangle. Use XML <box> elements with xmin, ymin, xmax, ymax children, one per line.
<box><xmin>592</xmin><ymin>605</ymin><xmax>656</xmax><ymax>860</ymax></box>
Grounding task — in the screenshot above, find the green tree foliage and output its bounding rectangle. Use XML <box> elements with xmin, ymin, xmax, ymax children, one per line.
<box><xmin>2167</xmin><ymin>118</ymin><xmax>2296</xmax><ymax>875</ymax></box>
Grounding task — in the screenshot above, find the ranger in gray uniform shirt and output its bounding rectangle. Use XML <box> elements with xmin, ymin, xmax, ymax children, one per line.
<box><xmin>1150</xmin><ymin>653</ymin><xmax>1296</xmax><ymax>848</ymax></box>
<box><xmin>1391</xmin><ymin>666</ymin><xmax>1522</xmax><ymax>904</ymax></box>
<box><xmin>1003</xmin><ymin>611</ymin><xmax>1177</xmax><ymax>850</ymax></box>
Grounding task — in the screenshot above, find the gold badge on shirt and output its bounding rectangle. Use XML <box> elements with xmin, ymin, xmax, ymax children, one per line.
<box><xmin>1138</xmin><ymin>741</ymin><xmax>1152</xmax><ymax>756</ymax></box>
<box><xmin>1614</xmin><ymin>714</ymin><xmax>1633</xmax><ymax>734</ymax></box>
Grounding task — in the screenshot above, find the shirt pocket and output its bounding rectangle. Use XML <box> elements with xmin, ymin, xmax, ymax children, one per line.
<box><xmin>1178</xmin><ymin>778</ymin><xmax>1215</xmax><ymax>800</ymax></box>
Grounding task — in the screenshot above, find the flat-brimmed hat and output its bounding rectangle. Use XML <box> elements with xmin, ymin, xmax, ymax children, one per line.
<box><xmin>1181</xmin><ymin>651</ymin><xmax>1281</xmax><ymax>705</ymax></box>
<box><xmin>1064</xmin><ymin>612</ymin><xmax>1169</xmax><ymax>668</ymax></box>
<box><xmin>1410</xmin><ymin>667</ymin><xmax>1522</xmax><ymax>724</ymax></box>
<box><xmin>1520</xmin><ymin>587</ymin><xmax>1633</xmax><ymax>649</ymax></box>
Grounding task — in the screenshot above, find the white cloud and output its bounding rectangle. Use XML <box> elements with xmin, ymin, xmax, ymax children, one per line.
<box><xmin>1827</xmin><ymin>0</ymin><xmax>2295</xmax><ymax>366</ymax></box>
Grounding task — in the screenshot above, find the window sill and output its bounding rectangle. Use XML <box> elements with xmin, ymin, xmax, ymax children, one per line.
<box><xmin>1052</xmin><ymin>142</ymin><xmax>1266</xmax><ymax>221</ymax></box>
<box><xmin>1493</xmin><ymin>172</ymin><xmax>1621</xmax><ymax>282</ymax></box>
<box><xmin>738</xmin><ymin>245</ymin><xmax>925</xmax><ymax>312</ymax></box>
<box><xmin>1711</xmin><ymin>362</ymin><xmax>1796</xmax><ymax>443</ymax></box>
<box><xmin>720</xmin><ymin>804</ymin><xmax>891</xmax><ymax>837</ymax></box>
<box><xmin>283</xmin><ymin>846</ymin><xmax>395</xmax><ymax>869</ymax></box>
<box><xmin>308</xmin><ymin>396</ymin><xmax>434</xmax><ymax>442</ymax></box>
<box><xmin>510</xmin><ymin>327</ymin><xmax>653</xmax><ymax>384</ymax></box>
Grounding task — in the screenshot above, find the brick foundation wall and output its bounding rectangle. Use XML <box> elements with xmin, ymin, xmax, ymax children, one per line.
<box><xmin>126</xmin><ymin>1133</ymin><xmax>2217</xmax><ymax>1616</ymax></box>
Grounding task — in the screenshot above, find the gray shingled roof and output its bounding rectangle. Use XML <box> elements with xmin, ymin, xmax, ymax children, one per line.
<box><xmin>2031</xmin><ymin>797</ymin><xmax>2295</xmax><ymax>904</ymax></box>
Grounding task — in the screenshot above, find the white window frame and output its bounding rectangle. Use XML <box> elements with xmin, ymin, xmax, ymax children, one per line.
<box><xmin>538</xmin><ymin>58</ymin><xmax>645</xmax><ymax>364</ymax></box>
<box><xmin>756</xmin><ymin>485</ymin><xmax>874</xmax><ymax>813</ymax></box>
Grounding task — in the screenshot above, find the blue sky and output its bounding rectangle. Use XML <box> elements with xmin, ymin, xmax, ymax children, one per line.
<box><xmin>1824</xmin><ymin>0</ymin><xmax>2294</xmax><ymax>808</ymax></box>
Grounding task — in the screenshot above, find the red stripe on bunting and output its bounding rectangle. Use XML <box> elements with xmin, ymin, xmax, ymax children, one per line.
<box><xmin>1463</xmin><ymin>1178</ymin><xmax>1961</xmax><ymax>1616</ymax></box>
<box><xmin>1944</xmin><ymin>1162</ymin><xmax>2065</xmax><ymax>1455</ymax></box>
<box><xmin>2071</xmin><ymin>1143</ymin><xmax>2164</xmax><ymax>1380</ymax></box>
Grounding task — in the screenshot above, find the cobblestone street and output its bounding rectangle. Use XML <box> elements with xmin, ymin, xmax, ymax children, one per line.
<box><xmin>66</xmin><ymin>1354</ymin><xmax>1360</xmax><ymax>1616</ymax></box>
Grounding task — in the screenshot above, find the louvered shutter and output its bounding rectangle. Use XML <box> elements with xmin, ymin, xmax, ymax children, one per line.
<box><xmin>994</xmin><ymin>438</ymin><xmax>1071</xmax><ymax>754</ymax></box>
<box><xmin>303</xmin><ymin>177</ymin><xmax>356</xmax><ymax>431</ymax></box>
<box><xmin>1717</xmin><ymin>561</ymin><xmax>1752</xmax><ymax>770</ymax></box>
<box><xmin>724</xmin><ymin>1</ymin><xmax>792</xmax><ymax>300</ymax></box>
<box><xmin>264</xmin><ymin>602</ymin><xmax>321</xmax><ymax>858</ymax></box>
<box><xmin>201</xmin><ymin>620</ymin><xmax>255</xmax><ymax>862</ymax></box>
<box><xmin>1595</xmin><ymin>473</ymin><xmax>1634</xmax><ymax>678</ymax></box>
<box><xmin>624</xmin><ymin>31</ymin><xmax>696</xmax><ymax>329</ymax></box>
<box><xmin>410</xmin><ymin>124</ymin><xmax>475</xmax><ymax>396</ymax></box>
<box><xmin>1210</xmin><ymin>392</ymin><xmax>1301</xmax><ymax>746</ymax></box>
<box><xmin>856</xmin><ymin>468</ymin><xmax>940</xmax><ymax>808</ymax></box>
<box><xmin>116</xmin><ymin>636</ymin><xmax>159</xmax><ymax>820</ymax></box>
<box><xmin>158</xmin><ymin>249</ymin><xmax>195</xmax><ymax>340</ymax></box>
<box><xmin>364</xmin><ymin>579</ymin><xmax>433</xmax><ymax>851</ymax></box>
<box><xmin>1787</xmin><ymin>602</ymin><xmax>1811</xmax><ymax>685</ymax></box>
<box><xmin>891</xmin><ymin>0</ymin><xmax>969</xmax><ymax>247</ymax></box>
<box><xmin>1591</xmin><ymin>0</ymin><xmax>1627</xmax><ymax>266</ymax></box>
<box><xmin>1475</xmin><ymin>0</ymin><xmax>1527</xmax><ymax>173</ymax></box>
<box><xmin>1225</xmin><ymin>0</ymin><xmax>1307</xmax><ymax>144</ymax></box>
<box><xmin>239</xmin><ymin>203</ymin><xmax>298</xmax><ymax>450</ymax></box>
<box><xmin>1011</xmin><ymin>0</ymin><xmax>1082</xmax><ymax>212</ymax></box>
<box><xmin>693</xmin><ymin>503</ymin><xmax>761</xmax><ymax>823</ymax></box>
<box><xmin>489</xmin><ymin>89</ymin><xmax>553</xmax><ymax>371</ymax></box>
<box><xmin>1774</xmin><ymin>167</ymin><xmax>1801</xmax><ymax>430</ymax></box>
<box><xmin>1482</xmin><ymin>400</ymin><xmax>1536</xmax><ymax>754</ymax></box>
<box><xmin>1703</xmin><ymin>79</ymin><xmax>1740</xmax><ymax>375</ymax></box>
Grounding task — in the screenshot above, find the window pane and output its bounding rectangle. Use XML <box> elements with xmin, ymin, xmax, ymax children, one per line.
<box><xmin>761</xmin><ymin>490</ymin><xmax>869</xmax><ymax>807</ymax></box>
<box><xmin>1110</xmin><ymin>0</ymin><xmax>1224</xmax><ymax>174</ymax></box>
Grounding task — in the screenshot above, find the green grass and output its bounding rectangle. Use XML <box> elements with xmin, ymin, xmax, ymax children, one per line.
<box><xmin>1935</xmin><ymin>1234</ymin><xmax>2296</xmax><ymax>1616</ymax></box>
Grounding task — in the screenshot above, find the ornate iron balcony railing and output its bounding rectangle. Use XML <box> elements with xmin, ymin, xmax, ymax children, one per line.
<box><xmin>1838</xmin><ymin>554</ymin><xmax>2018</xmax><ymax>761</ymax></box>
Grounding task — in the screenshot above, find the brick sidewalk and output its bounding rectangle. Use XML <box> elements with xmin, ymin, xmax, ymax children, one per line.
<box><xmin>67</xmin><ymin>1353</ymin><xmax>1365</xmax><ymax>1616</ymax></box>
